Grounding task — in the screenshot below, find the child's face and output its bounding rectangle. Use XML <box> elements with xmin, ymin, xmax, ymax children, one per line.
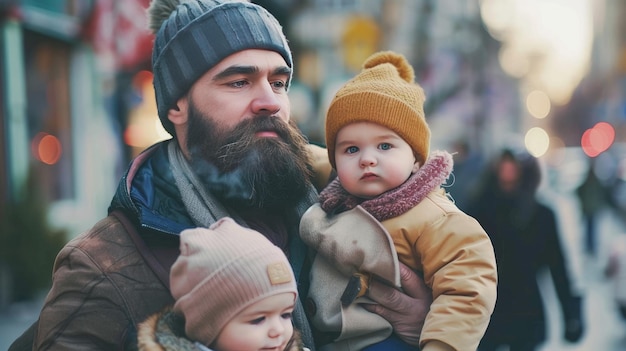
<box><xmin>334</xmin><ymin>122</ymin><xmax>419</xmax><ymax>199</ymax></box>
<box><xmin>213</xmin><ymin>293</ymin><xmax>296</xmax><ymax>351</ymax></box>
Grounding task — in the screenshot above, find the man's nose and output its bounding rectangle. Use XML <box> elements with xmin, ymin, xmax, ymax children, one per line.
<box><xmin>251</xmin><ymin>83</ymin><xmax>281</xmax><ymax>115</ymax></box>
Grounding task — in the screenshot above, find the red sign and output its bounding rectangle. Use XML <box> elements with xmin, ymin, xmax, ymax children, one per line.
<box><xmin>82</xmin><ymin>0</ymin><xmax>154</xmax><ymax>71</ymax></box>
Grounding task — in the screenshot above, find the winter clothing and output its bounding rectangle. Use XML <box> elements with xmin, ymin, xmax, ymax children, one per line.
<box><xmin>325</xmin><ymin>51</ymin><xmax>430</xmax><ymax>168</ymax></box>
<box><xmin>137</xmin><ymin>307</ymin><xmax>309</xmax><ymax>351</ymax></box>
<box><xmin>13</xmin><ymin>140</ymin><xmax>320</xmax><ymax>350</ymax></box>
<box><xmin>605</xmin><ymin>234</ymin><xmax>626</xmax><ymax>319</ymax></box>
<box><xmin>149</xmin><ymin>0</ymin><xmax>292</xmax><ymax>136</ymax></box>
<box><xmin>467</xmin><ymin>149</ymin><xmax>584</xmax><ymax>350</ymax></box>
<box><xmin>575</xmin><ymin>166</ymin><xmax>607</xmax><ymax>255</ymax></box>
<box><xmin>171</xmin><ymin>219</ymin><xmax>298</xmax><ymax>346</ymax></box>
<box><xmin>300</xmin><ymin>151</ymin><xmax>498</xmax><ymax>351</ymax></box>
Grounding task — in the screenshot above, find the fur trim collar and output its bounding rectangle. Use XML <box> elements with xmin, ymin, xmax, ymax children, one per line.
<box><xmin>138</xmin><ymin>307</ymin><xmax>199</xmax><ymax>351</ymax></box>
<box><xmin>319</xmin><ymin>150</ymin><xmax>453</xmax><ymax>222</ymax></box>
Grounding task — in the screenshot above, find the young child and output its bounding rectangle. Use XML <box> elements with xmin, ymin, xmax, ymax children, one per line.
<box><xmin>138</xmin><ymin>217</ymin><xmax>308</xmax><ymax>351</ymax></box>
<box><xmin>299</xmin><ymin>51</ymin><xmax>498</xmax><ymax>351</ymax></box>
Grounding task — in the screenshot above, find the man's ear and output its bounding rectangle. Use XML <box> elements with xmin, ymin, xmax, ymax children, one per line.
<box><xmin>168</xmin><ymin>96</ymin><xmax>188</xmax><ymax>127</ymax></box>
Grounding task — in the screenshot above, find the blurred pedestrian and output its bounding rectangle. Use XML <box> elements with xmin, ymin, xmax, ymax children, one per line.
<box><xmin>575</xmin><ymin>161</ymin><xmax>609</xmax><ymax>257</ymax></box>
<box><xmin>447</xmin><ymin>139</ymin><xmax>485</xmax><ymax>211</ymax></box>
<box><xmin>467</xmin><ymin>148</ymin><xmax>585</xmax><ymax>351</ymax></box>
<box><xmin>300</xmin><ymin>51</ymin><xmax>497</xmax><ymax>351</ymax></box>
<box><xmin>605</xmin><ymin>233</ymin><xmax>626</xmax><ymax>320</ymax></box>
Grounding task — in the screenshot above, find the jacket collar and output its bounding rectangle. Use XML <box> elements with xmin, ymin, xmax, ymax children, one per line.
<box><xmin>109</xmin><ymin>140</ymin><xmax>196</xmax><ymax>236</ymax></box>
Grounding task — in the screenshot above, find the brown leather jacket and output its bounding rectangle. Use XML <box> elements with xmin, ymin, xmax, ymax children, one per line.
<box><xmin>34</xmin><ymin>212</ymin><xmax>176</xmax><ymax>350</ymax></box>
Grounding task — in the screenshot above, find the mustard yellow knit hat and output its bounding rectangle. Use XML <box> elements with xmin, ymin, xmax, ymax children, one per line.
<box><xmin>325</xmin><ymin>51</ymin><xmax>430</xmax><ymax>168</ymax></box>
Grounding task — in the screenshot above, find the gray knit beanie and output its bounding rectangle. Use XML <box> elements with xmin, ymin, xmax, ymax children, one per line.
<box><xmin>170</xmin><ymin>217</ymin><xmax>298</xmax><ymax>346</ymax></box>
<box><xmin>148</xmin><ymin>0</ymin><xmax>293</xmax><ymax>137</ymax></box>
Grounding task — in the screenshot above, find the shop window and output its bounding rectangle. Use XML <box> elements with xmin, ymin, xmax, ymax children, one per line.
<box><xmin>23</xmin><ymin>30</ymin><xmax>74</xmax><ymax>203</ymax></box>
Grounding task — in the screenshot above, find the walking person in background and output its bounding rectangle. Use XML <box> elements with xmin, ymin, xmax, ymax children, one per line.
<box><xmin>8</xmin><ymin>1</ymin><xmax>431</xmax><ymax>350</ymax></box>
<box><xmin>138</xmin><ymin>218</ymin><xmax>308</xmax><ymax>351</ymax></box>
<box><xmin>467</xmin><ymin>148</ymin><xmax>585</xmax><ymax>351</ymax></box>
<box><xmin>575</xmin><ymin>160</ymin><xmax>609</xmax><ymax>257</ymax></box>
<box><xmin>300</xmin><ymin>51</ymin><xmax>497</xmax><ymax>351</ymax></box>
<box><xmin>605</xmin><ymin>232</ymin><xmax>626</xmax><ymax>321</ymax></box>
<box><xmin>446</xmin><ymin>139</ymin><xmax>485</xmax><ymax>211</ymax></box>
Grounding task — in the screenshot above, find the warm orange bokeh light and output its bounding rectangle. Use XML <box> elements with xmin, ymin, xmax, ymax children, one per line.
<box><xmin>132</xmin><ymin>70</ymin><xmax>153</xmax><ymax>90</ymax></box>
<box><xmin>31</xmin><ymin>132</ymin><xmax>62</xmax><ymax>165</ymax></box>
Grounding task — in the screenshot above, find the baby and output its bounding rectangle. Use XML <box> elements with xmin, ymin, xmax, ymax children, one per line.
<box><xmin>138</xmin><ymin>217</ymin><xmax>308</xmax><ymax>351</ymax></box>
<box><xmin>300</xmin><ymin>51</ymin><xmax>497</xmax><ymax>351</ymax></box>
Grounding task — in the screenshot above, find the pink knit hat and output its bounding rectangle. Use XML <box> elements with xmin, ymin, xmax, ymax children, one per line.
<box><xmin>170</xmin><ymin>217</ymin><xmax>298</xmax><ymax>346</ymax></box>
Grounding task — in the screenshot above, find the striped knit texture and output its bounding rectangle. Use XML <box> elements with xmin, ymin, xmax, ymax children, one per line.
<box><xmin>170</xmin><ymin>217</ymin><xmax>297</xmax><ymax>346</ymax></box>
<box><xmin>152</xmin><ymin>0</ymin><xmax>292</xmax><ymax>136</ymax></box>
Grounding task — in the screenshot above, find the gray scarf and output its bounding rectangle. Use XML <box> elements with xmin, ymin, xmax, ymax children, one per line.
<box><xmin>168</xmin><ymin>141</ymin><xmax>232</xmax><ymax>228</ymax></box>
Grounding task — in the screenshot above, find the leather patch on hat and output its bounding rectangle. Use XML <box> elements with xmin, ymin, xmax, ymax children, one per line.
<box><xmin>267</xmin><ymin>262</ymin><xmax>292</xmax><ymax>285</ymax></box>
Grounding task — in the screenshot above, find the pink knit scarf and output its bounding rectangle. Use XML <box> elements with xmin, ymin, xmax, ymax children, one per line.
<box><xmin>319</xmin><ymin>150</ymin><xmax>454</xmax><ymax>222</ymax></box>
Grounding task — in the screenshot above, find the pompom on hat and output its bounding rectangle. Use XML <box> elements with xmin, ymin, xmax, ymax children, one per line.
<box><xmin>325</xmin><ymin>51</ymin><xmax>431</xmax><ymax>168</ymax></box>
<box><xmin>170</xmin><ymin>217</ymin><xmax>297</xmax><ymax>346</ymax></box>
<box><xmin>148</xmin><ymin>0</ymin><xmax>293</xmax><ymax>137</ymax></box>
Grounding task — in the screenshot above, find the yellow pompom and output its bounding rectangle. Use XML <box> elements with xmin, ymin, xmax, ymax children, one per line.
<box><xmin>362</xmin><ymin>51</ymin><xmax>415</xmax><ymax>83</ymax></box>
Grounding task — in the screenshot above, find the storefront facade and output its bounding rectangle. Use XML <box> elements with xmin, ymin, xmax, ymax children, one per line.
<box><xmin>1</xmin><ymin>0</ymin><xmax>153</xmax><ymax>236</ymax></box>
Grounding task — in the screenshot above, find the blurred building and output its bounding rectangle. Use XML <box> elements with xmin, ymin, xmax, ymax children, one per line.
<box><xmin>0</xmin><ymin>0</ymin><xmax>157</xmax><ymax>239</ymax></box>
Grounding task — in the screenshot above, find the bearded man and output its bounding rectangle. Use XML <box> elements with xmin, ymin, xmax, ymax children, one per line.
<box><xmin>9</xmin><ymin>1</ymin><xmax>431</xmax><ymax>350</ymax></box>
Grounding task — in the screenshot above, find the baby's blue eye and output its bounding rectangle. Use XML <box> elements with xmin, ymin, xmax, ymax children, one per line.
<box><xmin>347</xmin><ymin>146</ymin><xmax>359</xmax><ymax>154</ymax></box>
<box><xmin>379</xmin><ymin>143</ymin><xmax>392</xmax><ymax>150</ymax></box>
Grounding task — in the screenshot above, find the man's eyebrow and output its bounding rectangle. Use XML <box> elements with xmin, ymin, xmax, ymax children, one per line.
<box><xmin>213</xmin><ymin>65</ymin><xmax>258</xmax><ymax>81</ymax></box>
<box><xmin>273</xmin><ymin>66</ymin><xmax>292</xmax><ymax>77</ymax></box>
<box><xmin>212</xmin><ymin>65</ymin><xmax>292</xmax><ymax>81</ymax></box>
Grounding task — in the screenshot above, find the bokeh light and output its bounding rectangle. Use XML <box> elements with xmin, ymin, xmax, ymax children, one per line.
<box><xmin>525</xmin><ymin>127</ymin><xmax>550</xmax><ymax>157</ymax></box>
<box><xmin>526</xmin><ymin>90</ymin><xmax>551</xmax><ymax>119</ymax></box>
<box><xmin>581</xmin><ymin>122</ymin><xmax>615</xmax><ymax>157</ymax></box>
<box><xmin>31</xmin><ymin>132</ymin><xmax>62</xmax><ymax>165</ymax></box>
<box><xmin>481</xmin><ymin>0</ymin><xmax>593</xmax><ymax>105</ymax></box>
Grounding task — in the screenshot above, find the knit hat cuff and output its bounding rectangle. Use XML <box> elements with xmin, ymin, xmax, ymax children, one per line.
<box><xmin>326</xmin><ymin>91</ymin><xmax>430</xmax><ymax>168</ymax></box>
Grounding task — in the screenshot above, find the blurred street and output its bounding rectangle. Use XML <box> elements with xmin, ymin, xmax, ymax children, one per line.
<box><xmin>1</xmin><ymin>198</ymin><xmax>625</xmax><ymax>350</ymax></box>
<box><xmin>537</xmin><ymin>202</ymin><xmax>626</xmax><ymax>351</ymax></box>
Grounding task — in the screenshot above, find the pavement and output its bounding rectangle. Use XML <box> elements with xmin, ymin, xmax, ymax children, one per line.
<box><xmin>0</xmin><ymin>291</ymin><xmax>44</xmax><ymax>350</ymax></box>
<box><xmin>1</xmin><ymin>197</ymin><xmax>625</xmax><ymax>350</ymax></box>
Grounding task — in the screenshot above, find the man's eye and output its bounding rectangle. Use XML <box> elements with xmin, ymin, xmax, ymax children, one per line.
<box><xmin>379</xmin><ymin>143</ymin><xmax>392</xmax><ymax>150</ymax></box>
<box><xmin>230</xmin><ymin>80</ymin><xmax>248</xmax><ymax>88</ymax></box>
<box><xmin>271</xmin><ymin>80</ymin><xmax>287</xmax><ymax>91</ymax></box>
<box><xmin>271</xmin><ymin>80</ymin><xmax>286</xmax><ymax>89</ymax></box>
<box><xmin>346</xmin><ymin>146</ymin><xmax>359</xmax><ymax>154</ymax></box>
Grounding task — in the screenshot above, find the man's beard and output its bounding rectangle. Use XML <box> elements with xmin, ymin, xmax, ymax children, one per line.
<box><xmin>185</xmin><ymin>103</ymin><xmax>313</xmax><ymax>214</ymax></box>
